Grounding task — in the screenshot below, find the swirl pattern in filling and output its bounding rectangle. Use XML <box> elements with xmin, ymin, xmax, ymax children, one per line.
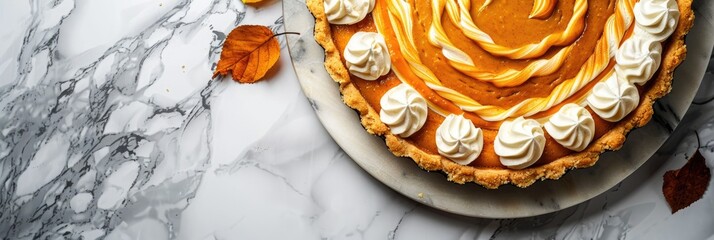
<box><xmin>423</xmin><ymin>0</ymin><xmax>587</xmax><ymax>86</ymax></box>
<box><xmin>374</xmin><ymin>0</ymin><xmax>636</xmax><ymax>121</ymax></box>
<box><xmin>530</xmin><ymin>0</ymin><xmax>559</xmax><ymax>19</ymax></box>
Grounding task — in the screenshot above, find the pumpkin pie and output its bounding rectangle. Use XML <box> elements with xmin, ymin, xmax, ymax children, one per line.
<box><xmin>307</xmin><ymin>0</ymin><xmax>693</xmax><ymax>188</ymax></box>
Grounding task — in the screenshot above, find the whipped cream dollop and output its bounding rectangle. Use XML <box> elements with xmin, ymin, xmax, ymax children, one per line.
<box><xmin>435</xmin><ymin>114</ymin><xmax>484</xmax><ymax>165</ymax></box>
<box><xmin>323</xmin><ymin>0</ymin><xmax>375</xmax><ymax>25</ymax></box>
<box><xmin>494</xmin><ymin>117</ymin><xmax>546</xmax><ymax>170</ymax></box>
<box><xmin>587</xmin><ymin>74</ymin><xmax>640</xmax><ymax>122</ymax></box>
<box><xmin>544</xmin><ymin>104</ymin><xmax>595</xmax><ymax>151</ymax></box>
<box><xmin>380</xmin><ymin>83</ymin><xmax>428</xmax><ymax>137</ymax></box>
<box><xmin>344</xmin><ymin>32</ymin><xmax>391</xmax><ymax>80</ymax></box>
<box><xmin>615</xmin><ymin>36</ymin><xmax>662</xmax><ymax>86</ymax></box>
<box><xmin>634</xmin><ymin>0</ymin><xmax>680</xmax><ymax>42</ymax></box>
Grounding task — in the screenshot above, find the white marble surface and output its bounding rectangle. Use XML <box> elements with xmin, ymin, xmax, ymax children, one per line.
<box><xmin>0</xmin><ymin>0</ymin><xmax>713</xmax><ymax>239</ymax></box>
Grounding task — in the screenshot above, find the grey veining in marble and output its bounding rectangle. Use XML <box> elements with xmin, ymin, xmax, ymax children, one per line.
<box><xmin>0</xmin><ymin>0</ymin><xmax>713</xmax><ymax>239</ymax></box>
<box><xmin>0</xmin><ymin>0</ymin><xmax>249</xmax><ymax>238</ymax></box>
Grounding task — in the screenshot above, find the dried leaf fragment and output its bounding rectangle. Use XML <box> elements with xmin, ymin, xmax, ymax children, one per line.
<box><xmin>214</xmin><ymin>25</ymin><xmax>280</xmax><ymax>83</ymax></box>
<box><xmin>662</xmin><ymin>150</ymin><xmax>711</xmax><ymax>213</ymax></box>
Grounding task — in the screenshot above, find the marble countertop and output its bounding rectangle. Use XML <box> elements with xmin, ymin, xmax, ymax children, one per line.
<box><xmin>0</xmin><ymin>0</ymin><xmax>712</xmax><ymax>239</ymax></box>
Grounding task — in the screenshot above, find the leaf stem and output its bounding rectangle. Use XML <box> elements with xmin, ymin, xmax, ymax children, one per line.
<box><xmin>695</xmin><ymin>130</ymin><xmax>701</xmax><ymax>148</ymax></box>
<box><xmin>273</xmin><ymin>32</ymin><xmax>301</xmax><ymax>38</ymax></box>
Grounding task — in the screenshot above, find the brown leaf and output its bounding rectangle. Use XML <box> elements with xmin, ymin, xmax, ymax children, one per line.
<box><xmin>663</xmin><ymin>149</ymin><xmax>711</xmax><ymax>213</ymax></box>
<box><xmin>213</xmin><ymin>25</ymin><xmax>280</xmax><ymax>83</ymax></box>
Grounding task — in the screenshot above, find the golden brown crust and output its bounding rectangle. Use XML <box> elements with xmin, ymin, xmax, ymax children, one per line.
<box><xmin>307</xmin><ymin>0</ymin><xmax>694</xmax><ymax>189</ymax></box>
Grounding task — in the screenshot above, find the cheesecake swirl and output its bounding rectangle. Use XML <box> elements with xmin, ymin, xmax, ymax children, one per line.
<box><xmin>380</xmin><ymin>83</ymin><xmax>429</xmax><ymax>137</ymax></box>
<box><xmin>374</xmin><ymin>0</ymin><xmax>636</xmax><ymax>121</ymax></box>
<box><xmin>420</xmin><ymin>0</ymin><xmax>585</xmax><ymax>86</ymax></box>
<box><xmin>436</xmin><ymin>114</ymin><xmax>484</xmax><ymax>165</ymax></box>
<box><xmin>426</xmin><ymin>0</ymin><xmax>475</xmax><ymax>67</ymax></box>
<box><xmin>530</xmin><ymin>0</ymin><xmax>559</xmax><ymax>19</ymax></box>
<box><xmin>443</xmin><ymin>0</ymin><xmax>586</xmax><ymax>59</ymax></box>
<box><xmin>494</xmin><ymin>117</ymin><xmax>546</xmax><ymax>170</ymax></box>
<box><xmin>480</xmin><ymin>0</ymin><xmax>559</xmax><ymax>19</ymax></box>
<box><xmin>478</xmin><ymin>0</ymin><xmax>492</xmax><ymax>12</ymax></box>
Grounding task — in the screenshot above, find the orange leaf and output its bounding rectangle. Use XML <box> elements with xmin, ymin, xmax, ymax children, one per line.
<box><xmin>214</xmin><ymin>25</ymin><xmax>281</xmax><ymax>83</ymax></box>
<box><xmin>662</xmin><ymin>147</ymin><xmax>711</xmax><ymax>213</ymax></box>
<box><xmin>242</xmin><ymin>0</ymin><xmax>265</xmax><ymax>3</ymax></box>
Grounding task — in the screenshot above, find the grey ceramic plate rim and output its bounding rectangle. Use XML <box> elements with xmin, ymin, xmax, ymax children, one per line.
<box><xmin>283</xmin><ymin>0</ymin><xmax>714</xmax><ymax>218</ymax></box>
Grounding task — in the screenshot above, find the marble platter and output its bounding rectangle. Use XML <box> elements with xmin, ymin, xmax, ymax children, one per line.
<box><xmin>283</xmin><ymin>0</ymin><xmax>714</xmax><ymax>218</ymax></box>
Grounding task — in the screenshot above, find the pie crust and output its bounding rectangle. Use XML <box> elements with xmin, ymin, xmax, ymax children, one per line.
<box><xmin>307</xmin><ymin>0</ymin><xmax>694</xmax><ymax>188</ymax></box>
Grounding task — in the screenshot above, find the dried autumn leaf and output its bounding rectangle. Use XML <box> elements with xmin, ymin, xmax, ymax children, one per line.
<box><xmin>663</xmin><ymin>148</ymin><xmax>711</xmax><ymax>213</ymax></box>
<box><xmin>214</xmin><ymin>25</ymin><xmax>280</xmax><ymax>83</ymax></box>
